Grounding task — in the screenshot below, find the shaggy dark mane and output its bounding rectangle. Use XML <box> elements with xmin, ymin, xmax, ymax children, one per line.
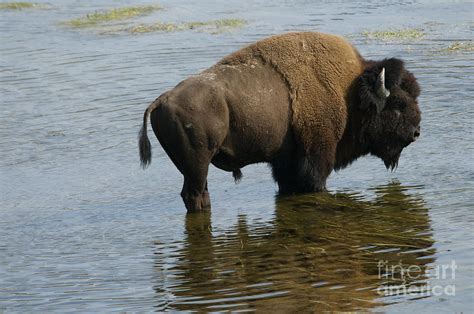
<box><xmin>335</xmin><ymin>57</ymin><xmax>418</xmax><ymax>171</ymax></box>
<box><xmin>358</xmin><ymin>58</ymin><xmax>405</xmax><ymax>112</ymax></box>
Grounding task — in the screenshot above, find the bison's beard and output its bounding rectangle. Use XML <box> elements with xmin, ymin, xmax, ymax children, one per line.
<box><xmin>383</xmin><ymin>149</ymin><xmax>402</xmax><ymax>171</ymax></box>
<box><xmin>372</xmin><ymin>144</ymin><xmax>404</xmax><ymax>171</ymax></box>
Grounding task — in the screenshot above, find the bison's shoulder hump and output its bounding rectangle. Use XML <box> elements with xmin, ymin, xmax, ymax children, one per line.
<box><xmin>219</xmin><ymin>31</ymin><xmax>364</xmax><ymax>155</ymax></box>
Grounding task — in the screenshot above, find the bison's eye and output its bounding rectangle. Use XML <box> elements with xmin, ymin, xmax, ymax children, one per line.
<box><xmin>394</xmin><ymin>109</ymin><xmax>401</xmax><ymax>118</ymax></box>
<box><xmin>390</xmin><ymin>96</ymin><xmax>408</xmax><ymax>110</ymax></box>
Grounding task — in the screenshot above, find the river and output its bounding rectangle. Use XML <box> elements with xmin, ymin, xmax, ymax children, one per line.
<box><xmin>0</xmin><ymin>0</ymin><xmax>473</xmax><ymax>312</ymax></box>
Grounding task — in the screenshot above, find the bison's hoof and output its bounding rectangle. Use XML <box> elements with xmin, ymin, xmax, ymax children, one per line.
<box><xmin>183</xmin><ymin>192</ymin><xmax>211</xmax><ymax>212</ymax></box>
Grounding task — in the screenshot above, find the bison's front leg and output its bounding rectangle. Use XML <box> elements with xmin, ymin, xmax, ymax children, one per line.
<box><xmin>272</xmin><ymin>148</ymin><xmax>334</xmax><ymax>194</ymax></box>
<box><xmin>271</xmin><ymin>157</ymin><xmax>300</xmax><ymax>194</ymax></box>
<box><xmin>294</xmin><ymin>154</ymin><xmax>333</xmax><ymax>192</ymax></box>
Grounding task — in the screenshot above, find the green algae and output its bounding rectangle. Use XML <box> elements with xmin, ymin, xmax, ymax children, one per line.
<box><xmin>0</xmin><ymin>2</ymin><xmax>36</xmax><ymax>10</ymax></box>
<box><xmin>127</xmin><ymin>18</ymin><xmax>246</xmax><ymax>34</ymax></box>
<box><xmin>64</xmin><ymin>5</ymin><xmax>162</xmax><ymax>28</ymax></box>
<box><xmin>444</xmin><ymin>41</ymin><xmax>474</xmax><ymax>52</ymax></box>
<box><xmin>362</xmin><ymin>28</ymin><xmax>425</xmax><ymax>41</ymax></box>
<box><xmin>128</xmin><ymin>22</ymin><xmax>180</xmax><ymax>33</ymax></box>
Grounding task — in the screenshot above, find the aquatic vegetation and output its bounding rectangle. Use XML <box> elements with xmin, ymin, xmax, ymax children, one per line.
<box><xmin>185</xmin><ymin>19</ymin><xmax>246</xmax><ymax>29</ymax></box>
<box><xmin>0</xmin><ymin>2</ymin><xmax>36</xmax><ymax>9</ymax></box>
<box><xmin>444</xmin><ymin>41</ymin><xmax>474</xmax><ymax>52</ymax></box>
<box><xmin>64</xmin><ymin>5</ymin><xmax>162</xmax><ymax>27</ymax></box>
<box><xmin>128</xmin><ymin>22</ymin><xmax>180</xmax><ymax>33</ymax></box>
<box><xmin>185</xmin><ymin>19</ymin><xmax>247</xmax><ymax>34</ymax></box>
<box><xmin>362</xmin><ymin>28</ymin><xmax>425</xmax><ymax>40</ymax></box>
<box><xmin>429</xmin><ymin>41</ymin><xmax>474</xmax><ymax>55</ymax></box>
<box><xmin>127</xmin><ymin>19</ymin><xmax>247</xmax><ymax>34</ymax></box>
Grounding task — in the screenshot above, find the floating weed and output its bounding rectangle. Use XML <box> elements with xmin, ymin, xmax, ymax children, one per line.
<box><xmin>362</xmin><ymin>28</ymin><xmax>425</xmax><ymax>41</ymax></box>
<box><xmin>185</xmin><ymin>19</ymin><xmax>246</xmax><ymax>29</ymax></box>
<box><xmin>0</xmin><ymin>2</ymin><xmax>37</xmax><ymax>9</ymax></box>
<box><xmin>430</xmin><ymin>41</ymin><xmax>474</xmax><ymax>55</ymax></box>
<box><xmin>444</xmin><ymin>41</ymin><xmax>474</xmax><ymax>52</ymax></box>
<box><xmin>128</xmin><ymin>22</ymin><xmax>180</xmax><ymax>33</ymax></box>
<box><xmin>127</xmin><ymin>19</ymin><xmax>246</xmax><ymax>34</ymax></box>
<box><xmin>207</xmin><ymin>18</ymin><xmax>247</xmax><ymax>33</ymax></box>
<box><xmin>184</xmin><ymin>21</ymin><xmax>209</xmax><ymax>29</ymax></box>
<box><xmin>216</xmin><ymin>19</ymin><xmax>246</xmax><ymax>27</ymax></box>
<box><xmin>63</xmin><ymin>5</ymin><xmax>162</xmax><ymax>28</ymax></box>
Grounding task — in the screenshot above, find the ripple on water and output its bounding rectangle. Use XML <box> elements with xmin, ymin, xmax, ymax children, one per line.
<box><xmin>152</xmin><ymin>182</ymin><xmax>436</xmax><ymax>311</ymax></box>
<box><xmin>0</xmin><ymin>0</ymin><xmax>473</xmax><ymax>312</ymax></box>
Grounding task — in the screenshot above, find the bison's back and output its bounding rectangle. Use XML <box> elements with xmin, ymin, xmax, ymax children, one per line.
<box><xmin>219</xmin><ymin>32</ymin><xmax>364</xmax><ymax>157</ymax></box>
<box><xmin>206</xmin><ymin>57</ymin><xmax>294</xmax><ymax>168</ymax></box>
<box><xmin>157</xmin><ymin>56</ymin><xmax>294</xmax><ymax>171</ymax></box>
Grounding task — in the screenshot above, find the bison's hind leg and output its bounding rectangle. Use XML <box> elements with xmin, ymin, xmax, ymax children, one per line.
<box><xmin>176</xmin><ymin>148</ymin><xmax>214</xmax><ymax>212</ymax></box>
<box><xmin>181</xmin><ymin>176</ymin><xmax>210</xmax><ymax>212</ymax></box>
<box><xmin>150</xmin><ymin>107</ymin><xmax>220</xmax><ymax>212</ymax></box>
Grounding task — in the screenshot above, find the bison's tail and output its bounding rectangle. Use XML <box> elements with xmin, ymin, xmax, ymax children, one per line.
<box><xmin>139</xmin><ymin>98</ymin><xmax>161</xmax><ymax>169</ymax></box>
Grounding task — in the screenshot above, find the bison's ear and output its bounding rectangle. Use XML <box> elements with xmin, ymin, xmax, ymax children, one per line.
<box><xmin>401</xmin><ymin>70</ymin><xmax>421</xmax><ymax>98</ymax></box>
<box><xmin>359</xmin><ymin>67</ymin><xmax>390</xmax><ymax>114</ymax></box>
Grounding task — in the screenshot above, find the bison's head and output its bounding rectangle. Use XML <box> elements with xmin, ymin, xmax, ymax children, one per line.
<box><xmin>359</xmin><ymin>58</ymin><xmax>421</xmax><ymax>170</ymax></box>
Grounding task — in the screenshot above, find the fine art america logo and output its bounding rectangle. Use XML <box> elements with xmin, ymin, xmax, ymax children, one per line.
<box><xmin>377</xmin><ymin>260</ymin><xmax>457</xmax><ymax>297</ymax></box>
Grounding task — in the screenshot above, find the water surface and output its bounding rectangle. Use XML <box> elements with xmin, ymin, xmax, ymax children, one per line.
<box><xmin>1</xmin><ymin>0</ymin><xmax>473</xmax><ymax>312</ymax></box>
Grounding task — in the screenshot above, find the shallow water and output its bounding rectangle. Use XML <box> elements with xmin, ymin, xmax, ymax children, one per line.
<box><xmin>0</xmin><ymin>0</ymin><xmax>473</xmax><ymax>312</ymax></box>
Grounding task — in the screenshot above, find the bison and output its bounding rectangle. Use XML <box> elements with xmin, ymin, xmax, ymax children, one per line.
<box><xmin>139</xmin><ymin>32</ymin><xmax>421</xmax><ymax>211</ymax></box>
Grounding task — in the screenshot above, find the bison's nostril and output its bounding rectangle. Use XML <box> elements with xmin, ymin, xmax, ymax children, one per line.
<box><xmin>413</xmin><ymin>126</ymin><xmax>421</xmax><ymax>139</ymax></box>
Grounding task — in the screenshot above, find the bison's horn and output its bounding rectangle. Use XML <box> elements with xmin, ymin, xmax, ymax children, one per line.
<box><xmin>376</xmin><ymin>68</ymin><xmax>390</xmax><ymax>99</ymax></box>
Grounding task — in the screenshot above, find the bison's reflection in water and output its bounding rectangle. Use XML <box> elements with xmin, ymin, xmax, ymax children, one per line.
<box><xmin>154</xmin><ymin>182</ymin><xmax>436</xmax><ymax>312</ymax></box>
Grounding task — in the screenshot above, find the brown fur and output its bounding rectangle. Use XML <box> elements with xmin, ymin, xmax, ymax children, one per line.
<box><xmin>219</xmin><ymin>32</ymin><xmax>363</xmax><ymax>158</ymax></box>
<box><xmin>139</xmin><ymin>32</ymin><xmax>421</xmax><ymax>211</ymax></box>
<box><xmin>217</xmin><ymin>33</ymin><xmax>365</xmax><ymax>189</ymax></box>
